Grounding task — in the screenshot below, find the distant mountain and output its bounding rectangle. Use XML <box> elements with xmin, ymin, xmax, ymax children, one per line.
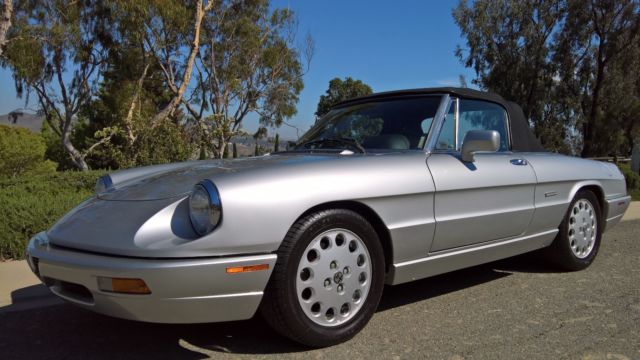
<box><xmin>0</xmin><ymin>111</ymin><xmax>300</xmax><ymax>153</ymax></box>
<box><xmin>0</xmin><ymin>111</ymin><xmax>45</xmax><ymax>133</ymax></box>
<box><xmin>228</xmin><ymin>135</ymin><xmax>300</xmax><ymax>156</ymax></box>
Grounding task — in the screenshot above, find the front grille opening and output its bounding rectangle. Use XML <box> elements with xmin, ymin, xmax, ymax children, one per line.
<box><xmin>45</xmin><ymin>278</ymin><xmax>94</xmax><ymax>305</ymax></box>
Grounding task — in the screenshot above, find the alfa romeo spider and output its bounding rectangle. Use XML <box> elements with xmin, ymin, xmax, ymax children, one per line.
<box><xmin>26</xmin><ymin>88</ymin><xmax>631</xmax><ymax>347</ymax></box>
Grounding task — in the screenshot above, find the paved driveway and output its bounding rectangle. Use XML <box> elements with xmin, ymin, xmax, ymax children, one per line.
<box><xmin>1</xmin><ymin>220</ymin><xmax>639</xmax><ymax>359</ymax></box>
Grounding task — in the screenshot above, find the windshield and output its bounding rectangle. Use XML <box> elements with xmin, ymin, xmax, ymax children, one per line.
<box><xmin>296</xmin><ymin>96</ymin><xmax>442</xmax><ymax>152</ymax></box>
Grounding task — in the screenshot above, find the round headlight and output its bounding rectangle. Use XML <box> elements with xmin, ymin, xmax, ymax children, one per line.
<box><xmin>95</xmin><ymin>175</ymin><xmax>114</xmax><ymax>195</ymax></box>
<box><xmin>189</xmin><ymin>179</ymin><xmax>222</xmax><ymax>236</ymax></box>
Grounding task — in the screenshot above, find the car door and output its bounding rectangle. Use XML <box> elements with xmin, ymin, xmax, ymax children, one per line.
<box><xmin>427</xmin><ymin>97</ymin><xmax>537</xmax><ymax>252</ymax></box>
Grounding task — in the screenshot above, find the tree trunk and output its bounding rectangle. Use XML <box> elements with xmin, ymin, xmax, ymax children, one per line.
<box><xmin>61</xmin><ymin>131</ymin><xmax>89</xmax><ymax>171</ymax></box>
<box><xmin>632</xmin><ymin>142</ymin><xmax>640</xmax><ymax>174</ymax></box>
<box><xmin>581</xmin><ymin>45</ymin><xmax>606</xmax><ymax>158</ymax></box>
<box><xmin>0</xmin><ymin>0</ymin><xmax>13</xmax><ymax>58</ymax></box>
<box><xmin>151</xmin><ymin>0</ymin><xmax>209</xmax><ymax>127</ymax></box>
<box><xmin>218</xmin><ymin>137</ymin><xmax>227</xmax><ymax>159</ymax></box>
<box><xmin>124</xmin><ymin>63</ymin><xmax>150</xmax><ymax>145</ymax></box>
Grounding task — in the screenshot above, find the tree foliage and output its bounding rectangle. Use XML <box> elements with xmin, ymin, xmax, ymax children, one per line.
<box><xmin>454</xmin><ymin>0</ymin><xmax>640</xmax><ymax>156</ymax></box>
<box><xmin>79</xmin><ymin>22</ymin><xmax>193</xmax><ymax>169</ymax></box>
<box><xmin>554</xmin><ymin>0</ymin><xmax>640</xmax><ymax>156</ymax></box>
<box><xmin>315</xmin><ymin>77</ymin><xmax>373</xmax><ymax>118</ymax></box>
<box><xmin>1</xmin><ymin>0</ymin><xmax>309</xmax><ymax>170</ymax></box>
<box><xmin>186</xmin><ymin>0</ymin><xmax>312</xmax><ymax>158</ymax></box>
<box><xmin>3</xmin><ymin>0</ymin><xmax>119</xmax><ymax>170</ymax></box>
<box><xmin>0</xmin><ymin>0</ymin><xmax>12</xmax><ymax>57</ymax></box>
<box><xmin>0</xmin><ymin>124</ymin><xmax>56</xmax><ymax>178</ymax></box>
<box><xmin>3</xmin><ymin>0</ymin><xmax>114</xmax><ymax>170</ymax></box>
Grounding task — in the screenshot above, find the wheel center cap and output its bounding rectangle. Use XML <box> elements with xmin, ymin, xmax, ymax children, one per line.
<box><xmin>333</xmin><ymin>271</ymin><xmax>344</xmax><ymax>284</ymax></box>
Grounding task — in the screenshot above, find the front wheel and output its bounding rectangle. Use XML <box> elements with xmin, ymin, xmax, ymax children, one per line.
<box><xmin>260</xmin><ymin>209</ymin><xmax>385</xmax><ymax>347</ymax></box>
<box><xmin>546</xmin><ymin>190</ymin><xmax>603</xmax><ymax>271</ymax></box>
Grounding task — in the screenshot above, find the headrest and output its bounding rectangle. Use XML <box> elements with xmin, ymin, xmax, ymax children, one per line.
<box><xmin>362</xmin><ymin>134</ymin><xmax>410</xmax><ymax>150</ymax></box>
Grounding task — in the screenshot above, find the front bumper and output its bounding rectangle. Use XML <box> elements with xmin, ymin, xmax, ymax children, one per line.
<box><xmin>26</xmin><ymin>232</ymin><xmax>276</xmax><ymax>323</ymax></box>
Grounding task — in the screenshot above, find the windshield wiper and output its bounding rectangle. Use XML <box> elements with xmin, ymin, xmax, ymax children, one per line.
<box><xmin>299</xmin><ymin>137</ymin><xmax>366</xmax><ymax>153</ymax></box>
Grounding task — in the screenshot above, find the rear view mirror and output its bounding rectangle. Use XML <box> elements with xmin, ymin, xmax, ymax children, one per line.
<box><xmin>461</xmin><ymin>130</ymin><xmax>500</xmax><ymax>162</ymax></box>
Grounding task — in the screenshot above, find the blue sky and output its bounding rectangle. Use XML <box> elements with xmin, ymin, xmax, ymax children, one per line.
<box><xmin>0</xmin><ymin>0</ymin><xmax>476</xmax><ymax>139</ymax></box>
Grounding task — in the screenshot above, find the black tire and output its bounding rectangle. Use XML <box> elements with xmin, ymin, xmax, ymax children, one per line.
<box><xmin>260</xmin><ymin>209</ymin><xmax>385</xmax><ymax>348</ymax></box>
<box><xmin>546</xmin><ymin>190</ymin><xmax>603</xmax><ymax>271</ymax></box>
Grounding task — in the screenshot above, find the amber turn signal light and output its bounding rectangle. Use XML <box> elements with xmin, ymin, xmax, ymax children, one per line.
<box><xmin>226</xmin><ymin>264</ymin><xmax>269</xmax><ymax>274</ymax></box>
<box><xmin>97</xmin><ymin>277</ymin><xmax>151</xmax><ymax>294</ymax></box>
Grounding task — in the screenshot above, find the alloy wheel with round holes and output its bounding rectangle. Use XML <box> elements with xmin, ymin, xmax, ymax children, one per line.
<box><xmin>296</xmin><ymin>228</ymin><xmax>371</xmax><ymax>327</ymax></box>
<box><xmin>260</xmin><ymin>209</ymin><xmax>385</xmax><ymax>347</ymax></box>
<box><xmin>568</xmin><ymin>198</ymin><xmax>597</xmax><ymax>259</ymax></box>
<box><xmin>545</xmin><ymin>190</ymin><xmax>603</xmax><ymax>271</ymax></box>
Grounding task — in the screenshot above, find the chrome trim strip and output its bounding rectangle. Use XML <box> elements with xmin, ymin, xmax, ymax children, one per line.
<box><xmin>395</xmin><ymin>229</ymin><xmax>558</xmax><ymax>268</ymax></box>
<box><xmin>452</xmin><ymin>97</ymin><xmax>459</xmax><ymax>150</ymax></box>
<box><xmin>169</xmin><ymin>291</ymin><xmax>264</xmax><ymax>300</ymax></box>
<box><xmin>388</xmin><ymin>229</ymin><xmax>558</xmax><ymax>285</ymax></box>
<box><xmin>424</xmin><ymin>94</ymin><xmax>450</xmax><ymax>152</ymax></box>
<box><xmin>606</xmin><ymin>213</ymin><xmax>624</xmax><ymax>223</ymax></box>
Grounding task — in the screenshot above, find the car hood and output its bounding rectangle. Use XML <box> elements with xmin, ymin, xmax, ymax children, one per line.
<box><xmin>45</xmin><ymin>151</ymin><xmax>431</xmax><ymax>257</ymax></box>
<box><xmin>99</xmin><ymin>154</ymin><xmax>338</xmax><ymax>201</ymax></box>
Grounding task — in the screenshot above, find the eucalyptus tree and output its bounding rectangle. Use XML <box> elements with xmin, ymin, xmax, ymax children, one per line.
<box><xmin>185</xmin><ymin>0</ymin><xmax>312</xmax><ymax>158</ymax></box>
<box><xmin>315</xmin><ymin>77</ymin><xmax>373</xmax><ymax>118</ymax></box>
<box><xmin>453</xmin><ymin>0</ymin><xmax>567</xmax><ymax>151</ymax></box>
<box><xmin>454</xmin><ymin>0</ymin><xmax>640</xmax><ymax>156</ymax></box>
<box><xmin>3</xmin><ymin>0</ymin><xmax>112</xmax><ymax>170</ymax></box>
<box><xmin>78</xmin><ymin>0</ymin><xmax>194</xmax><ymax>169</ymax></box>
<box><xmin>0</xmin><ymin>0</ymin><xmax>12</xmax><ymax>58</ymax></box>
<box><xmin>554</xmin><ymin>0</ymin><xmax>640</xmax><ymax>157</ymax></box>
<box><xmin>141</xmin><ymin>0</ymin><xmax>216</xmax><ymax>127</ymax></box>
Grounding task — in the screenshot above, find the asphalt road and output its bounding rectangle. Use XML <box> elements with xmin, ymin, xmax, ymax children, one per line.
<box><xmin>1</xmin><ymin>220</ymin><xmax>639</xmax><ymax>360</ymax></box>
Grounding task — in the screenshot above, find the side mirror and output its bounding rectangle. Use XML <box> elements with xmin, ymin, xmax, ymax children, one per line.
<box><xmin>461</xmin><ymin>130</ymin><xmax>500</xmax><ymax>162</ymax></box>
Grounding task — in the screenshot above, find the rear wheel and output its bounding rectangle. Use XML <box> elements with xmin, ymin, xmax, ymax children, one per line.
<box><xmin>261</xmin><ymin>209</ymin><xmax>385</xmax><ymax>347</ymax></box>
<box><xmin>546</xmin><ymin>190</ymin><xmax>602</xmax><ymax>271</ymax></box>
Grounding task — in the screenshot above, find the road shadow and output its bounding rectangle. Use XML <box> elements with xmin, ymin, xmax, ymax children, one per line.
<box><xmin>0</xmin><ymin>255</ymin><xmax>552</xmax><ymax>358</ymax></box>
<box><xmin>0</xmin><ymin>283</ymin><xmax>63</xmax><ymax>314</ymax></box>
<box><xmin>492</xmin><ymin>251</ymin><xmax>563</xmax><ymax>274</ymax></box>
<box><xmin>377</xmin><ymin>262</ymin><xmax>509</xmax><ymax>312</ymax></box>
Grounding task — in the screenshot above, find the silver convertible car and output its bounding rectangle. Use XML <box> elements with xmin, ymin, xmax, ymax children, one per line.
<box><xmin>26</xmin><ymin>88</ymin><xmax>631</xmax><ymax>347</ymax></box>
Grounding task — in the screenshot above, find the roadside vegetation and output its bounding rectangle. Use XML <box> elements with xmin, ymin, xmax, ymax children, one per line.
<box><xmin>0</xmin><ymin>124</ymin><xmax>104</xmax><ymax>259</ymax></box>
<box><xmin>0</xmin><ymin>171</ymin><xmax>104</xmax><ymax>260</ymax></box>
<box><xmin>620</xmin><ymin>163</ymin><xmax>640</xmax><ymax>201</ymax></box>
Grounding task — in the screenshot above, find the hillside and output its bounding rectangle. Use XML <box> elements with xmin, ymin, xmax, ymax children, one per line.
<box><xmin>0</xmin><ymin>111</ymin><xmax>45</xmax><ymax>133</ymax></box>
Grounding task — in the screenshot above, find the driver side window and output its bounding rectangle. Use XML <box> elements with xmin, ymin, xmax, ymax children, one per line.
<box><xmin>458</xmin><ymin>100</ymin><xmax>509</xmax><ymax>151</ymax></box>
<box><xmin>435</xmin><ymin>98</ymin><xmax>510</xmax><ymax>152</ymax></box>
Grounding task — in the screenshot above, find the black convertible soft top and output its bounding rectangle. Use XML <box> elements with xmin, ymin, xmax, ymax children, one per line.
<box><xmin>333</xmin><ymin>87</ymin><xmax>545</xmax><ymax>152</ymax></box>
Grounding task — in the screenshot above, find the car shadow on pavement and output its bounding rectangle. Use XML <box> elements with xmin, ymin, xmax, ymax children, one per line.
<box><xmin>0</xmin><ymin>255</ymin><xmax>550</xmax><ymax>358</ymax></box>
<box><xmin>492</xmin><ymin>251</ymin><xmax>563</xmax><ymax>274</ymax></box>
<box><xmin>0</xmin><ymin>283</ymin><xmax>63</xmax><ymax>314</ymax></box>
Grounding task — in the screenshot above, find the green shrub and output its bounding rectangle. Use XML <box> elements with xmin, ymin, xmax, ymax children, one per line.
<box><xmin>618</xmin><ymin>163</ymin><xmax>640</xmax><ymax>190</ymax></box>
<box><xmin>0</xmin><ymin>170</ymin><xmax>105</xmax><ymax>260</ymax></box>
<box><xmin>0</xmin><ymin>124</ymin><xmax>57</xmax><ymax>177</ymax></box>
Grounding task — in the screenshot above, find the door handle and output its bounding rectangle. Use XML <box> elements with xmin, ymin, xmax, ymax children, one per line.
<box><xmin>510</xmin><ymin>159</ymin><xmax>528</xmax><ymax>166</ymax></box>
